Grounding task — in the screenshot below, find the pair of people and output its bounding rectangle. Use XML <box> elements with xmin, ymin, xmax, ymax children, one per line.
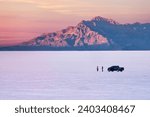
<box><xmin>97</xmin><ymin>66</ymin><xmax>104</xmax><ymax>72</ymax></box>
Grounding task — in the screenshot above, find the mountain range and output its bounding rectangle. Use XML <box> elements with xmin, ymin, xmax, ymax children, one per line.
<box><xmin>1</xmin><ymin>16</ymin><xmax>150</xmax><ymax>50</ymax></box>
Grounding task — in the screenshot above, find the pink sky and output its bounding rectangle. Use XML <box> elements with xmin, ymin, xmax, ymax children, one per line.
<box><xmin>0</xmin><ymin>0</ymin><xmax>150</xmax><ymax>46</ymax></box>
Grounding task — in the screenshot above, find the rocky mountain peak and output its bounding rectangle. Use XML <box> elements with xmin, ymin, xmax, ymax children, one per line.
<box><xmin>91</xmin><ymin>16</ymin><xmax>119</xmax><ymax>25</ymax></box>
<box><xmin>19</xmin><ymin>16</ymin><xmax>150</xmax><ymax>50</ymax></box>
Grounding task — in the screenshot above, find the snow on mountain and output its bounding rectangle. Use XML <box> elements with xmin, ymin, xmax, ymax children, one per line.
<box><xmin>21</xmin><ymin>16</ymin><xmax>150</xmax><ymax>50</ymax></box>
<box><xmin>22</xmin><ymin>19</ymin><xmax>109</xmax><ymax>47</ymax></box>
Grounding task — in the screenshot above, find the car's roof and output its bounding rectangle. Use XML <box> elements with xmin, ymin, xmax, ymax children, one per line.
<box><xmin>111</xmin><ymin>65</ymin><xmax>119</xmax><ymax>67</ymax></box>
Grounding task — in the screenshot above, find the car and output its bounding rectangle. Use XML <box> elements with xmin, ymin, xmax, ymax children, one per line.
<box><xmin>108</xmin><ymin>66</ymin><xmax>124</xmax><ymax>72</ymax></box>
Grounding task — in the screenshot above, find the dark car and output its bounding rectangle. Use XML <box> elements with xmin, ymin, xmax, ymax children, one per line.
<box><xmin>108</xmin><ymin>66</ymin><xmax>124</xmax><ymax>72</ymax></box>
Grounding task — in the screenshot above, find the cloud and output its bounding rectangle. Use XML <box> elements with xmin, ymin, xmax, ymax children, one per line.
<box><xmin>0</xmin><ymin>0</ymin><xmax>35</xmax><ymax>3</ymax></box>
<box><xmin>0</xmin><ymin>0</ymin><xmax>149</xmax><ymax>22</ymax></box>
<box><xmin>0</xmin><ymin>0</ymin><xmax>97</xmax><ymax>15</ymax></box>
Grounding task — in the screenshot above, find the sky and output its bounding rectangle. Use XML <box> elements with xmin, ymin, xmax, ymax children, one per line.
<box><xmin>0</xmin><ymin>0</ymin><xmax>150</xmax><ymax>46</ymax></box>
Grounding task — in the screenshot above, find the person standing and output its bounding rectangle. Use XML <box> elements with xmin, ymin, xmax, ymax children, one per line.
<box><xmin>97</xmin><ymin>66</ymin><xmax>99</xmax><ymax>72</ymax></box>
<box><xmin>102</xmin><ymin>66</ymin><xmax>104</xmax><ymax>72</ymax></box>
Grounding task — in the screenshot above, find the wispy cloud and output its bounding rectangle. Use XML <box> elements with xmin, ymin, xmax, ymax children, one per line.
<box><xmin>0</xmin><ymin>0</ymin><xmax>97</xmax><ymax>15</ymax></box>
<box><xmin>0</xmin><ymin>0</ymin><xmax>35</xmax><ymax>3</ymax></box>
<box><xmin>0</xmin><ymin>0</ymin><xmax>149</xmax><ymax>21</ymax></box>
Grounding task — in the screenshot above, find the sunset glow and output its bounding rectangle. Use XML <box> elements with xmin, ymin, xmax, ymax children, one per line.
<box><xmin>0</xmin><ymin>0</ymin><xmax>150</xmax><ymax>46</ymax></box>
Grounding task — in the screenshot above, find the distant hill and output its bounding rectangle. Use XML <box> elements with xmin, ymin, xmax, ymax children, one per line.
<box><xmin>1</xmin><ymin>16</ymin><xmax>150</xmax><ymax>50</ymax></box>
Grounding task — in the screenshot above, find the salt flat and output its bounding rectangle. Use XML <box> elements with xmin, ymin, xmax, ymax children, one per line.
<box><xmin>0</xmin><ymin>51</ymin><xmax>150</xmax><ymax>99</ymax></box>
